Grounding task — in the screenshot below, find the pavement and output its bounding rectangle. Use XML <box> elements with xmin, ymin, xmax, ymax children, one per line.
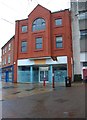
<box><xmin>0</xmin><ymin>81</ymin><xmax>86</xmax><ymax>119</ymax></box>
<box><xmin>1</xmin><ymin>81</ymin><xmax>53</xmax><ymax>100</ymax></box>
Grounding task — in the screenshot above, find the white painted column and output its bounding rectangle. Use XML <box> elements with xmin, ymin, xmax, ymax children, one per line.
<box><xmin>71</xmin><ymin>1</ymin><xmax>81</xmax><ymax>74</ymax></box>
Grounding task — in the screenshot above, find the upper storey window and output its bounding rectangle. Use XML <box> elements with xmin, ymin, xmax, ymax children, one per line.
<box><xmin>8</xmin><ymin>43</ymin><xmax>11</xmax><ymax>51</ymax></box>
<box><xmin>22</xmin><ymin>25</ymin><xmax>28</xmax><ymax>32</ymax></box>
<box><xmin>32</xmin><ymin>18</ymin><xmax>46</xmax><ymax>32</ymax></box>
<box><xmin>21</xmin><ymin>41</ymin><xmax>27</xmax><ymax>52</ymax></box>
<box><xmin>55</xmin><ymin>18</ymin><xmax>62</xmax><ymax>26</ymax></box>
<box><xmin>56</xmin><ymin>36</ymin><xmax>63</xmax><ymax>48</ymax></box>
<box><xmin>80</xmin><ymin>29</ymin><xmax>87</xmax><ymax>39</ymax></box>
<box><xmin>79</xmin><ymin>12</ymin><xmax>87</xmax><ymax>20</ymax></box>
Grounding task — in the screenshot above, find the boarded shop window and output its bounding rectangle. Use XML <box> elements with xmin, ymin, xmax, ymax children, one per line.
<box><xmin>21</xmin><ymin>41</ymin><xmax>27</xmax><ymax>52</ymax></box>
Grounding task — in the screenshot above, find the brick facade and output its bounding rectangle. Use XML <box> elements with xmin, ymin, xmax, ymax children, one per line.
<box><xmin>1</xmin><ymin>36</ymin><xmax>14</xmax><ymax>82</ymax></box>
<box><xmin>2</xmin><ymin>5</ymin><xmax>73</xmax><ymax>84</ymax></box>
<box><xmin>13</xmin><ymin>5</ymin><xmax>73</xmax><ymax>83</ymax></box>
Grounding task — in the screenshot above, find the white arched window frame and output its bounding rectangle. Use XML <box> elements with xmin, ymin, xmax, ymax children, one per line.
<box><xmin>32</xmin><ymin>18</ymin><xmax>46</xmax><ymax>32</ymax></box>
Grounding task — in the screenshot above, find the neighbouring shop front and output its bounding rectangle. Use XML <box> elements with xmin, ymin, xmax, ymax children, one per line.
<box><xmin>17</xmin><ymin>56</ymin><xmax>68</xmax><ymax>85</ymax></box>
<box><xmin>2</xmin><ymin>65</ymin><xmax>14</xmax><ymax>82</ymax></box>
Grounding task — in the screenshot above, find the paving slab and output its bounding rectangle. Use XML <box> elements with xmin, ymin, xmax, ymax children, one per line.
<box><xmin>0</xmin><ymin>81</ymin><xmax>85</xmax><ymax>118</ymax></box>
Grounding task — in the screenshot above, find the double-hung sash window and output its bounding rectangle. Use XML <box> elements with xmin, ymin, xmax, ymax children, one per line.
<box><xmin>22</xmin><ymin>25</ymin><xmax>28</xmax><ymax>32</ymax></box>
<box><xmin>21</xmin><ymin>41</ymin><xmax>27</xmax><ymax>52</ymax></box>
<box><xmin>35</xmin><ymin>37</ymin><xmax>43</xmax><ymax>49</ymax></box>
<box><xmin>55</xmin><ymin>18</ymin><xmax>62</xmax><ymax>26</ymax></box>
<box><xmin>56</xmin><ymin>36</ymin><xmax>63</xmax><ymax>48</ymax></box>
<box><xmin>8</xmin><ymin>54</ymin><xmax>11</xmax><ymax>64</ymax></box>
<box><xmin>8</xmin><ymin>43</ymin><xmax>11</xmax><ymax>51</ymax></box>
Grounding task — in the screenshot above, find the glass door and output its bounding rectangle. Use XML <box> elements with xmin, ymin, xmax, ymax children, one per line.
<box><xmin>39</xmin><ymin>67</ymin><xmax>49</xmax><ymax>83</ymax></box>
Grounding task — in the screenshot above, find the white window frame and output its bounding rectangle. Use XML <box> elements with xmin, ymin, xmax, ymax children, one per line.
<box><xmin>4</xmin><ymin>57</ymin><xmax>6</xmax><ymax>65</ymax></box>
<box><xmin>8</xmin><ymin>54</ymin><xmax>11</xmax><ymax>64</ymax></box>
<box><xmin>55</xmin><ymin>18</ymin><xmax>62</xmax><ymax>26</ymax></box>
<box><xmin>56</xmin><ymin>36</ymin><xmax>63</xmax><ymax>48</ymax></box>
<box><xmin>8</xmin><ymin>43</ymin><xmax>11</xmax><ymax>51</ymax></box>
<box><xmin>5</xmin><ymin>47</ymin><xmax>6</xmax><ymax>53</ymax></box>
<box><xmin>22</xmin><ymin>25</ymin><xmax>28</xmax><ymax>32</ymax></box>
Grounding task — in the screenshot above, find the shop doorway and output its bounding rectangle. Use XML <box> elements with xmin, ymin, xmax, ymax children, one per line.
<box><xmin>39</xmin><ymin>67</ymin><xmax>49</xmax><ymax>83</ymax></box>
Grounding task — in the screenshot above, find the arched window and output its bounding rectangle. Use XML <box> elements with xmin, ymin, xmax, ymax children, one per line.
<box><xmin>32</xmin><ymin>18</ymin><xmax>46</xmax><ymax>32</ymax></box>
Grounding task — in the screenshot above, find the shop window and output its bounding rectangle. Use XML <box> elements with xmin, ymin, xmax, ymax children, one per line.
<box><xmin>55</xmin><ymin>18</ymin><xmax>62</xmax><ymax>26</ymax></box>
<box><xmin>32</xmin><ymin>18</ymin><xmax>46</xmax><ymax>32</ymax></box>
<box><xmin>56</xmin><ymin>36</ymin><xmax>63</xmax><ymax>48</ymax></box>
<box><xmin>21</xmin><ymin>41</ymin><xmax>27</xmax><ymax>52</ymax></box>
<box><xmin>35</xmin><ymin>37</ymin><xmax>43</xmax><ymax>49</ymax></box>
<box><xmin>19</xmin><ymin>66</ymin><xmax>30</xmax><ymax>71</ymax></box>
<box><xmin>22</xmin><ymin>25</ymin><xmax>28</xmax><ymax>32</ymax></box>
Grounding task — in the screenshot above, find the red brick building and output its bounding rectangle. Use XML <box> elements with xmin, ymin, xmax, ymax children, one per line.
<box><xmin>2</xmin><ymin>5</ymin><xmax>73</xmax><ymax>85</ymax></box>
<box><xmin>1</xmin><ymin>36</ymin><xmax>15</xmax><ymax>82</ymax></box>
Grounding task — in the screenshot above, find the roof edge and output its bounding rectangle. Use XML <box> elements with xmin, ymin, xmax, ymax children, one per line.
<box><xmin>1</xmin><ymin>35</ymin><xmax>15</xmax><ymax>49</ymax></box>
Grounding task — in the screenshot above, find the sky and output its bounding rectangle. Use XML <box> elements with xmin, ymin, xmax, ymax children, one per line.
<box><xmin>0</xmin><ymin>0</ymin><xmax>70</xmax><ymax>62</ymax></box>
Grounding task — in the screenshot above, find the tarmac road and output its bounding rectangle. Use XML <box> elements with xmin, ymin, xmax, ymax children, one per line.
<box><xmin>1</xmin><ymin>82</ymin><xmax>86</xmax><ymax>119</ymax></box>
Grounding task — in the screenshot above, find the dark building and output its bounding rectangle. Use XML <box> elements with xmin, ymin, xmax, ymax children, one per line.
<box><xmin>1</xmin><ymin>36</ymin><xmax>15</xmax><ymax>82</ymax></box>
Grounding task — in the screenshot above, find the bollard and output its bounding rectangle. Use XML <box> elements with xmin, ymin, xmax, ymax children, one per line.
<box><xmin>43</xmin><ymin>77</ymin><xmax>46</xmax><ymax>87</ymax></box>
<box><xmin>52</xmin><ymin>77</ymin><xmax>55</xmax><ymax>88</ymax></box>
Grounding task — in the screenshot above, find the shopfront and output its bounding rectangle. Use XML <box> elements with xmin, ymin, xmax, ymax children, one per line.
<box><xmin>2</xmin><ymin>65</ymin><xmax>14</xmax><ymax>82</ymax></box>
<box><xmin>17</xmin><ymin>56</ymin><xmax>68</xmax><ymax>85</ymax></box>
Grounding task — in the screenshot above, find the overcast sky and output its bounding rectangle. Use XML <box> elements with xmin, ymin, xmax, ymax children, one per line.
<box><xmin>0</xmin><ymin>0</ymin><xmax>70</xmax><ymax>61</ymax></box>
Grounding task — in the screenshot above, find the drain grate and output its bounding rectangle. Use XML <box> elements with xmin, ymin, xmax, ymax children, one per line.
<box><xmin>55</xmin><ymin>98</ymin><xmax>68</xmax><ymax>103</ymax></box>
<box><xmin>12</xmin><ymin>91</ymin><xmax>21</xmax><ymax>94</ymax></box>
<box><xmin>2</xmin><ymin>86</ymin><xmax>15</xmax><ymax>89</ymax></box>
<box><xmin>25</xmin><ymin>87</ymin><xmax>35</xmax><ymax>91</ymax></box>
